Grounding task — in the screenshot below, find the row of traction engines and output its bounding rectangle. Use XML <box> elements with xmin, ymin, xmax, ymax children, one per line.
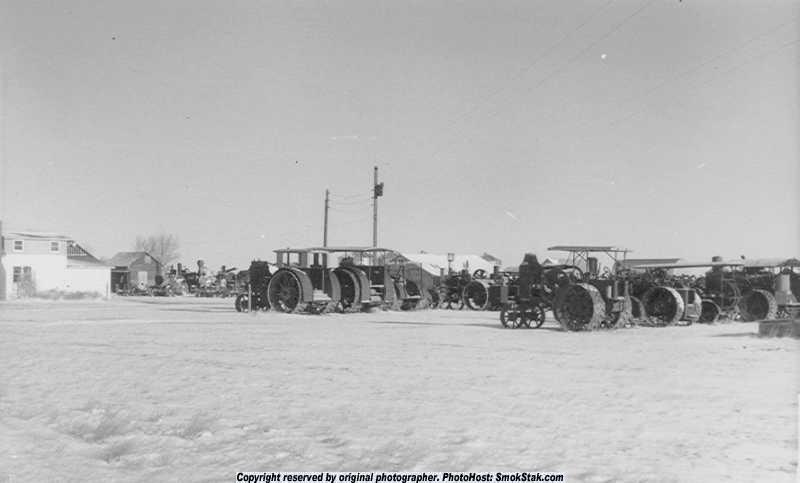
<box><xmin>234</xmin><ymin>247</ymin><xmax>424</xmax><ymax>314</ymax></box>
<box><xmin>626</xmin><ymin>258</ymin><xmax>800</xmax><ymax>323</ymax></box>
<box><xmin>497</xmin><ymin>248</ymin><xmax>800</xmax><ymax>331</ymax></box>
<box><xmin>497</xmin><ymin>246</ymin><xmax>714</xmax><ymax>330</ymax></box>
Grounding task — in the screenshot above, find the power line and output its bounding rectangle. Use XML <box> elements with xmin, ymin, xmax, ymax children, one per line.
<box><xmin>335</xmin><ymin>216</ymin><xmax>372</xmax><ymax>227</ymax></box>
<box><xmin>329</xmin><ymin>196</ymin><xmax>372</xmax><ymax>206</ymax></box>
<box><xmin>549</xmin><ymin>35</ymin><xmax>799</xmax><ymax>150</ymax></box>
<box><xmin>538</xmin><ymin>19</ymin><xmax>798</xmax><ymax>139</ymax></box>
<box><xmin>606</xmin><ymin>38</ymin><xmax>800</xmax><ymax>129</ymax></box>
<box><xmin>426</xmin><ymin>0</ymin><xmax>657</xmax><ymax>160</ymax></box>
<box><xmin>329</xmin><ymin>206</ymin><xmax>370</xmax><ymax>214</ymax></box>
<box><xmin>328</xmin><ymin>191</ymin><xmax>372</xmax><ymax>200</ymax></box>
<box><xmin>531</xmin><ymin>35</ymin><xmax>800</xmax><ymax>184</ymax></box>
<box><xmin>424</xmin><ymin>0</ymin><xmax>616</xmax><ymax>146</ymax></box>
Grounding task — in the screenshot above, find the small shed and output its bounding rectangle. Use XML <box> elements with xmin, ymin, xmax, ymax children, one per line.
<box><xmin>109</xmin><ymin>251</ymin><xmax>163</xmax><ymax>292</ymax></box>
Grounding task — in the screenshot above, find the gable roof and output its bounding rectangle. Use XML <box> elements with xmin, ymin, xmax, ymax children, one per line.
<box><xmin>4</xmin><ymin>231</ymin><xmax>72</xmax><ymax>241</ymax></box>
<box><xmin>67</xmin><ymin>242</ymin><xmax>110</xmax><ymax>268</ymax></box>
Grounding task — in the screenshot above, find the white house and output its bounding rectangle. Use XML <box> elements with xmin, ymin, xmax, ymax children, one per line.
<box><xmin>0</xmin><ymin>230</ymin><xmax>111</xmax><ymax>300</ymax></box>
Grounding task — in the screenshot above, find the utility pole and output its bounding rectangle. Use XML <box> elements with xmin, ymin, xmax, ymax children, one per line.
<box><xmin>323</xmin><ymin>189</ymin><xmax>329</xmax><ymax>247</ymax></box>
<box><xmin>372</xmin><ymin>167</ymin><xmax>378</xmax><ymax>247</ymax></box>
<box><xmin>372</xmin><ymin>166</ymin><xmax>384</xmax><ymax>248</ymax></box>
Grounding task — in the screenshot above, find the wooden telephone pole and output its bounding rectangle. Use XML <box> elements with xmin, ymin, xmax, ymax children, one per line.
<box><xmin>323</xmin><ymin>189</ymin><xmax>329</xmax><ymax>247</ymax></box>
<box><xmin>372</xmin><ymin>166</ymin><xmax>384</xmax><ymax>248</ymax></box>
<box><xmin>372</xmin><ymin>167</ymin><xmax>378</xmax><ymax>247</ymax></box>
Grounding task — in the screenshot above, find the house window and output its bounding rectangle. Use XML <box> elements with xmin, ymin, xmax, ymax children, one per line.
<box><xmin>13</xmin><ymin>240</ymin><xmax>23</xmax><ymax>252</ymax></box>
<box><xmin>13</xmin><ymin>266</ymin><xmax>32</xmax><ymax>283</ymax></box>
<box><xmin>50</xmin><ymin>241</ymin><xmax>60</xmax><ymax>252</ymax></box>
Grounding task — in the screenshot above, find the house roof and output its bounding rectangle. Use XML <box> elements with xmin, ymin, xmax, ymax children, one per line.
<box><xmin>4</xmin><ymin>231</ymin><xmax>72</xmax><ymax>241</ymax></box>
<box><xmin>67</xmin><ymin>242</ymin><xmax>111</xmax><ymax>268</ymax></box>
<box><xmin>109</xmin><ymin>251</ymin><xmax>161</xmax><ymax>267</ymax></box>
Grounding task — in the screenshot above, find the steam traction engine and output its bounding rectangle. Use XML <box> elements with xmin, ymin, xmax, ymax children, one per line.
<box><xmin>499</xmin><ymin>254</ymin><xmax>583</xmax><ymax>329</ymax></box>
<box><xmin>439</xmin><ymin>269</ymin><xmax>472</xmax><ymax>310</ymax></box>
<box><xmin>499</xmin><ymin>246</ymin><xmax>632</xmax><ymax>331</ymax></box>
<box><xmin>735</xmin><ymin>258</ymin><xmax>800</xmax><ymax>320</ymax></box>
<box><xmin>549</xmin><ymin>246</ymin><xmax>633</xmax><ymax>330</ymax></box>
<box><xmin>626</xmin><ymin>258</ymin><xmax>750</xmax><ymax>323</ymax></box>
<box><xmin>324</xmin><ymin>247</ymin><xmax>416</xmax><ymax>312</ymax></box>
<box><xmin>461</xmin><ymin>268</ymin><xmax>515</xmax><ymax>311</ymax></box>
<box><xmin>268</xmin><ymin>248</ymin><xmax>342</xmax><ymax>313</ymax></box>
<box><xmin>234</xmin><ymin>260</ymin><xmax>273</xmax><ymax>312</ymax></box>
<box><xmin>624</xmin><ymin>264</ymin><xmax>703</xmax><ymax>326</ymax></box>
<box><xmin>265</xmin><ymin>247</ymin><xmax>426</xmax><ymax>314</ymax></box>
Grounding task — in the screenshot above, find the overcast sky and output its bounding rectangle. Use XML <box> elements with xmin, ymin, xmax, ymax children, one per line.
<box><xmin>1</xmin><ymin>0</ymin><xmax>798</xmax><ymax>269</ymax></box>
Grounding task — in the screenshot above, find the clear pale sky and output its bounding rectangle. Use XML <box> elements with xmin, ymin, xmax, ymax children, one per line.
<box><xmin>1</xmin><ymin>0</ymin><xmax>798</xmax><ymax>269</ymax></box>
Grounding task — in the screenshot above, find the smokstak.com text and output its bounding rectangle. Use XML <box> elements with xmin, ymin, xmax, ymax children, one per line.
<box><xmin>235</xmin><ymin>472</ymin><xmax>565</xmax><ymax>483</ymax></box>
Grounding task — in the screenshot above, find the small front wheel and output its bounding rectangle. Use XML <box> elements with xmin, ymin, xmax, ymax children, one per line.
<box><xmin>522</xmin><ymin>304</ymin><xmax>546</xmax><ymax>328</ymax></box>
<box><xmin>235</xmin><ymin>293</ymin><xmax>250</xmax><ymax>312</ymax></box>
<box><xmin>500</xmin><ymin>305</ymin><xmax>521</xmax><ymax>329</ymax></box>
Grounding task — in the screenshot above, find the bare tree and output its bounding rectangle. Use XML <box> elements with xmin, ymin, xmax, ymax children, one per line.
<box><xmin>134</xmin><ymin>233</ymin><xmax>180</xmax><ymax>266</ymax></box>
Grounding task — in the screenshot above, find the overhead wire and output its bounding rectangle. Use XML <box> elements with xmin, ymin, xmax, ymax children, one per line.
<box><xmin>538</xmin><ymin>18</ymin><xmax>799</xmax><ymax>139</ymax></box>
<box><xmin>328</xmin><ymin>196</ymin><xmax>372</xmax><ymax>206</ymax></box>
<box><xmin>329</xmin><ymin>206</ymin><xmax>370</xmax><ymax>215</ymax></box>
<box><xmin>537</xmin><ymin>35</ymin><xmax>800</xmax><ymax>190</ymax></box>
<box><xmin>425</xmin><ymin>0</ymin><xmax>658</xmax><ymax>161</ymax></box>
<box><xmin>329</xmin><ymin>191</ymin><xmax>372</xmax><ymax>200</ymax></box>
<box><xmin>547</xmin><ymin>33</ymin><xmax>800</xmax><ymax>151</ymax></box>
<box><xmin>424</xmin><ymin>0</ymin><xmax>616</xmax><ymax>144</ymax></box>
<box><xmin>606</xmin><ymin>37</ymin><xmax>800</xmax><ymax>130</ymax></box>
<box><xmin>334</xmin><ymin>216</ymin><xmax>372</xmax><ymax>227</ymax></box>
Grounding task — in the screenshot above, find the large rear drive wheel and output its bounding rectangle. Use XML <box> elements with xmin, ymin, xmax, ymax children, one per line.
<box><xmin>642</xmin><ymin>286</ymin><xmax>685</xmax><ymax>326</ymax></box>
<box><xmin>699</xmin><ymin>299</ymin><xmax>721</xmax><ymax>323</ymax></box>
<box><xmin>267</xmin><ymin>270</ymin><xmax>307</xmax><ymax>313</ymax></box>
<box><xmin>738</xmin><ymin>289</ymin><xmax>777</xmax><ymax>322</ymax></box>
<box><xmin>554</xmin><ymin>283</ymin><xmax>605</xmax><ymax>331</ymax></box>
<box><xmin>463</xmin><ymin>281</ymin><xmax>490</xmax><ymax>311</ymax></box>
<box><xmin>334</xmin><ymin>269</ymin><xmax>360</xmax><ymax>312</ymax></box>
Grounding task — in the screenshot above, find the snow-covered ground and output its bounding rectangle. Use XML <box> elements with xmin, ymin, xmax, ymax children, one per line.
<box><xmin>0</xmin><ymin>298</ymin><xmax>797</xmax><ymax>482</ymax></box>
